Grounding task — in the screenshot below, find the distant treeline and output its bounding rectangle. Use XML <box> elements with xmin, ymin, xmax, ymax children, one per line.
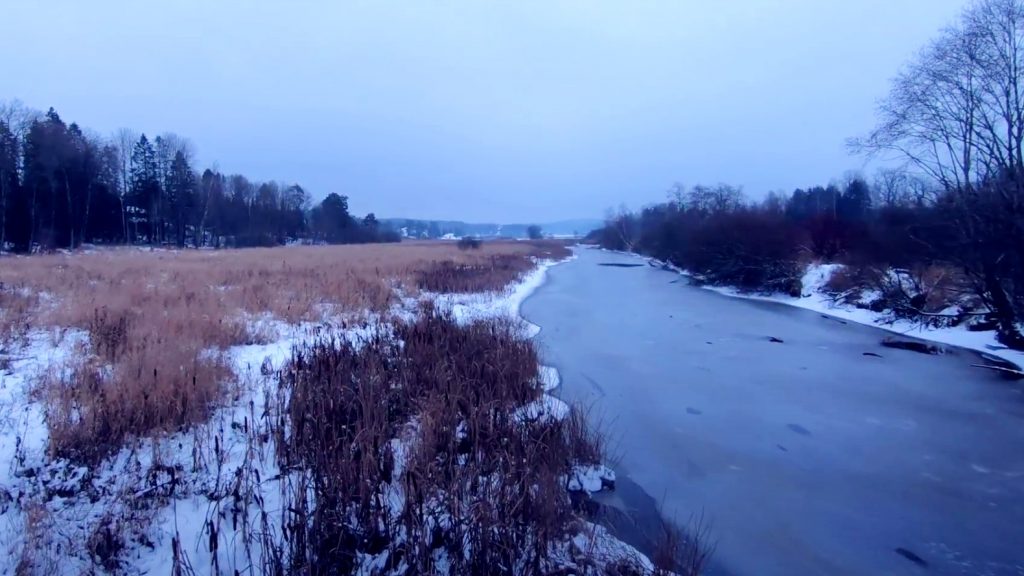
<box><xmin>0</xmin><ymin>102</ymin><xmax>398</xmax><ymax>251</ymax></box>
<box><xmin>592</xmin><ymin>176</ymin><xmax>920</xmax><ymax>290</ymax></box>
<box><xmin>383</xmin><ymin>218</ymin><xmax>599</xmax><ymax>239</ymax></box>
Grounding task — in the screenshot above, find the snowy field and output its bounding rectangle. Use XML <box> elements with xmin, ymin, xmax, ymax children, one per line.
<box><xmin>0</xmin><ymin>248</ymin><xmax>654</xmax><ymax>575</ymax></box>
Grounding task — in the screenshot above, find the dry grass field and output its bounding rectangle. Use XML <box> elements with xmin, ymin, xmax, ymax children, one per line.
<box><xmin>0</xmin><ymin>240</ymin><xmax>570</xmax><ymax>463</ymax></box>
<box><xmin>0</xmin><ymin>240</ymin><xmax>706</xmax><ymax>575</ymax></box>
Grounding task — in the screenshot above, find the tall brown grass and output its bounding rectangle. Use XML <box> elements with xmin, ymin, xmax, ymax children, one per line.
<box><xmin>271</xmin><ymin>307</ymin><xmax>605</xmax><ymax>575</ymax></box>
<box><xmin>0</xmin><ymin>241</ymin><xmax>569</xmax><ymax>464</ymax></box>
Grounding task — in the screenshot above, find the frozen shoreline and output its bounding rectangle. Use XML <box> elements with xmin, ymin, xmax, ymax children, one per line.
<box><xmin>705</xmin><ymin>268</ymin><xmax>1024</xmax><ymax>370</ymax></box>
<box><xmin>600</xmin><ymin>247</ymin><xmax>1024</xmax><ymax>370</ymax></box>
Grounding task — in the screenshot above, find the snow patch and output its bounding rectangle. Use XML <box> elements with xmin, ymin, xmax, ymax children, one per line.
<box><xmin>430</xmin><ymin>257</ymin><xmax>568</xmax><ymax>337</ymax></box>
<box><xmin>538</xmin><ymin>365</ymin><xmax>561</xmax><ymax>392</ymax></box>
<box><xmin>567</xmin><ymin>464</ymin><xmax>616</xmax><ymax>494</ymax></box>
<box><xmin>513</xmin><ymin>394</ymin><xmax>570</xmax><ymax>424</ymax></box>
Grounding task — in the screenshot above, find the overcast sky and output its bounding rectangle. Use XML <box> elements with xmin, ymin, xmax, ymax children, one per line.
<box><xmin>2</xmin><ymin>1</ymin><xmax>967</xmax><ymax>222</ymax></box>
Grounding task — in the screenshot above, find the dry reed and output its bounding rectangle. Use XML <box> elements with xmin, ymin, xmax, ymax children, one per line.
<box><xmin>273</xmin><ymin>307</ymin><xmax>603</xmax><ymax>574</ymax></box>
<box><xmin>0</xmin><ymin>240</ymin><xmax>569</xmax><ymax>463</ymax></box>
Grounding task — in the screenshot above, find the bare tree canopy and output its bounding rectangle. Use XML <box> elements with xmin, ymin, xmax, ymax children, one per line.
<box><xmin>854</xmin><ymin>0</ymin><xmax>1024</xmax><ymax>347</ymax></box>
<box><xmin>854</xmin><ymin>0</ymin><xmax>1024</xmax><ymax>190</ymax></box>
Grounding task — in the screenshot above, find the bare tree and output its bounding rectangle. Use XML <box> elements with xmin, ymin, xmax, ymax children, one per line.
<box><xmin>156</xmin><ymin>132</ymin><xmax>195</xmax><ymax>164</ymax></box>
<box><xmin>0</xmin><ymin>99</ymin><xmax>40</xmax><ymax>138</ymax></box>
<box><xmin>602</xmin><ymin>204</ymin><xmax>637</xmax><ymax>250</ymax></box>
<box><xmin>113</xmin><ymin>127</ymin><xmax>139</xmax><ymax>243</ymax></box>
<box><xmin>853</xmin><ymin>24</ymin><xmax>984</xmax><ymax>189</ymax></box>
<box><xmin>872</xmin><ymin>168</ymin><xmax>910</xmax><ymax>207</ymax></box>
<box><xmin>854</xmin><ymin>0</ymin><xmax>1024</xmax><ymax>348</ymax></box>
<box><xmin>761</xmin><ymin>190</ymin><xmax>787</xmax><ymax>214</ymax></box>
<box><xmin>676</xmin><ymin>183</ymin><xmax>744</xmax><ymax>215</ymax></box>
<box><xmin>0</xmin><ymin>101</ymin><xmax>40</xmax><ymax>250</ymax></box>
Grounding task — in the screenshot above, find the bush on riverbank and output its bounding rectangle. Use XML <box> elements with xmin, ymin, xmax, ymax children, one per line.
<box><xmin>602</xmin><ymin>191</ymin><xmax>804</xmax><ymax>294</ymax></box>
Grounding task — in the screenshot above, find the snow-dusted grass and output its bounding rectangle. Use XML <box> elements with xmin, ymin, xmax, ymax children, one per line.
<box><xmin>430</xmin><ymin>256</ymin><xmax>574</xmax><ymax>337</ymax></box>
<box><xmin>0</xmin><ymin>245</ymin><xmax>656</xmax><ymax>575</ymax></box>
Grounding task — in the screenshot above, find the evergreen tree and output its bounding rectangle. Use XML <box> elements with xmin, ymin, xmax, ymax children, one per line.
<box><xmin>166</xmin><ymin>151</ymin><xmax>196</xmax><ymax>247</ymax></box>
<box><xmin>21</xmin><ymin>109</ymin><xmax>72</xmax><ymax>249</ymax></box>
<box><xmin>0</xmin><ymin>100</ymin><xmax>397</xmax><ymax>251</ymax></box>
<box><xmin>129</xmin><ymin>134</ymin><xmax>160</xmax><ymax>242</ymax></box>
<box><xmin>310</xmin><ymin>193</ymin><xmax>354</xmax><ymax>243</ymax></box>
<box><xmin>0</xmin><ymin>119</ymin><xmax>19</xmax><ymax>250</ymax></box>
<box><xmin>839</xmin><ymin>178</ymin><xmax>872</xmax><ymax>222</ymax></box>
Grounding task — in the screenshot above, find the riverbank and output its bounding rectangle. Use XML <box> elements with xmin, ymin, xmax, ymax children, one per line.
<box><xmin>602</xmin><ymin>246</ymin><xmax>1024</xmax><ymax>372</ymax></box>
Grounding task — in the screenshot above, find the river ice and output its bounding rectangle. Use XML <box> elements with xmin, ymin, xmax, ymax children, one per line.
<box><xmin>523</xmin><ymin>247</ymin><xmax>1024</xmax><ymax>576</ymax></box>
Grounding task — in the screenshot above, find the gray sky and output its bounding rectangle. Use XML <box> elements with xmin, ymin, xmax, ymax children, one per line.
<box><xmin>2</xmin><ymin>1</ymin><xmax>967</xmax><ymax>222</ymax></box>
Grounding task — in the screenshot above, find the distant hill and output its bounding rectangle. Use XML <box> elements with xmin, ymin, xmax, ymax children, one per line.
<box><xmin>380</xmin><ymin>218</ymin><xmax>603</xmax><ymax>239</ymax></box>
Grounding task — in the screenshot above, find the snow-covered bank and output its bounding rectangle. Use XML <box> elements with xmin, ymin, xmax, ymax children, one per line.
<box><xmin>623</xmin><ymin>246</ymin><xmax>1024</xmax><ymax>369</ymax></box>
<box><xmin>706</xmin><ymin>264</ymin><xmax>1024</xmax><ymax>369</ymax></box>
<box><xmin>432</xmin><ymin>255</ymin><xmax>575</xmax><ymax>337</ymax></box>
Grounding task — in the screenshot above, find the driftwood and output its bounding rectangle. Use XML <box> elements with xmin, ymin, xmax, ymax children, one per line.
<box><xmin>971</xmin><ymin>364</ymin><xmax>1024</xmax><ymax>379</ymax></box>
<box><xmin>880</xmin><ymin>338</ymin><xmax>942</xmax><ymax>355</ymax></box>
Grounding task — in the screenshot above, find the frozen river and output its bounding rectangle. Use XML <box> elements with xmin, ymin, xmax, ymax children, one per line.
<box><xmin>522</xmin><ymin>248</ymin><xmax>1024</xmax><ymax>576</ymax></box>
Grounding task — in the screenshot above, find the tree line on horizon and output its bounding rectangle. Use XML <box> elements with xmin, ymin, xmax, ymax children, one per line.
<box><xmin>592</xmin><ymin>174</ymin><xmax>921</xmax><ymax>289</ymax></box>
<box><xmin>384</xmin><ymin>219</ymin><xmax>550</xmax><ymax>240</ymax></box>
<box><xmin>0</xmin><ymin>103</ymin><xmax>398</xmax><ymax>252</ymax></box>
<box><xmin>593</xmin><ymin>0</ymin><xmax>1024</xmax><ymax>349</ymax></box>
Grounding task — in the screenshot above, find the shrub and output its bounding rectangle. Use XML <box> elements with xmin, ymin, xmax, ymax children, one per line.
<box><xmin>824</xmin><ymin>265</ymin><xmax>884</xmax><ymax>304</ymax></box>
<box><xmin>40</xmin><ymin>342</ymin><xmax>229</xmax><ymax>464</ymax></box>
<box><xmin>827</xmin><ymin>263</ymin><xmax>975</xmax><ymax>326</ymax></box>
<box><xmin>457</xmin><ymin>236</ymin><xmax>482</xmax><ymax>250</ymax></box>
<box><xmin>416</xmin><ymin>254</ymin><xmax>534</xmax><ymax>293</ymax></box>
<box><xmin>231</xmin><ymin>232</ymin><xmax>279</xmax><ymax>248</ymax></box>
<box><xmin>679</xmin><ymin>209</ymin><xmax>803</xmax><ymax>293</ymax></box>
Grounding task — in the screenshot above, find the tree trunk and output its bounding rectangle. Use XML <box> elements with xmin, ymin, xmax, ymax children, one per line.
<box><xmin>0</xmin><ymin>170</ymin><xmax>7</xmax><ymax>252</ymax></box>
<box><xmin>120</xmin><ymin>195</ymin><xmax>129</xmax><ymax>245</ymax></box>
<box><xmin>198</xmin><ymin>203</ymin><xmax>209</xmax><ymax>249</ymax></box>
<box><xmin>83</xmin><ymin>181</ymin><xmax>92</xmax><ymax>245</ymax></box>
<box><xmin>28</xmin><ymin>182</ymin><xmax>36</xmax><ymax>250</ymax></box>
<box><xmin>62</xmin><ymin>170</ymin><xmax>74</xmax><ymax>249</ymax></box>
<box><xmin>984</xmin><ymin>265</ymin><xmax>1024</xmax><ymax>350</ymax></box>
